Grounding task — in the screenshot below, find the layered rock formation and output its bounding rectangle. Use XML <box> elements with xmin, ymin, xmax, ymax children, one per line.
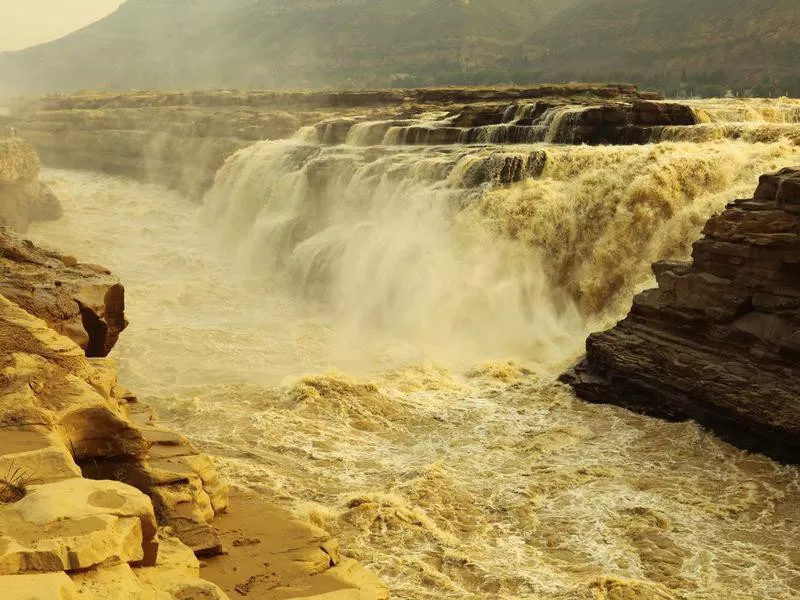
<box><xmin>0</xmin><ymin>228</ymin><xmax>126</xmax><ymax>357</ymax></box>
<box><xmin>0</xmin><ymin>138</ymin><xmax>61</xmax><ymax>232</ymax></box>
<box><xmin>563</xmin><ymin>167</ymin><xmax>800</xmax><ymax>463</ymax></box>
<box><xmin>0</xmin><ymin>292</ymin><xmax>229</xmax><ymax>597</ymax></box>
<box><xmin>0</xmin><ymin>231</ymin><xmax>389</xmax><ymax>598</ymax></box>
<box><xmin>9</xmin><ymin>85</ymin><xmax>692</xmax><ymax>198</ymax></box>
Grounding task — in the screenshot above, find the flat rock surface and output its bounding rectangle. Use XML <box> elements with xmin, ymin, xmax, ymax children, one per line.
<box><xmin>202</xmin><ymin>490</ymin><xmax>388</xmax><ymax>600</ymax></box>
<box><xmin>0</xmin><ymin>478</ymin><xmax>157</xmax><ymax>574</ymax></box>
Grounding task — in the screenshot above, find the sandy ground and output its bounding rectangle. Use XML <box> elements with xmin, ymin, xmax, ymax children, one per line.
<box><xmin>201</xmin><ymin>489</ymin><xmax>385</xmax><ymax>599</ymax></box>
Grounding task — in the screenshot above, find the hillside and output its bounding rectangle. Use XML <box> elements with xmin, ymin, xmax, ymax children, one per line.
<box><xmin>1</xmin><ymin>0</ymin><xmax>798</xmax><ymax>95</ymax></box>
<box><xmin>533</xmin><ymin>0</ymin><xmax>800</xmax><ymax>96</ymax></box>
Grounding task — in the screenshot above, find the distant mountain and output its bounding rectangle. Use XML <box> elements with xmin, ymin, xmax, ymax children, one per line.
<box><xmin>532</xmin><ymin>0</ymin><xmax>800</xmax><ymax>96</ymax></box>
<box><xmin>1</xmin><ymin>0</ymin><xmax>798</xmax><ymax>95</ymax></box>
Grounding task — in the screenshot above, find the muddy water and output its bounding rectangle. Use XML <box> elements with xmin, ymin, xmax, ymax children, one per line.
<box><xmin>30</xmin><ymin>132</ymin><xmax>800</xmax><ymax>599</ymax></box>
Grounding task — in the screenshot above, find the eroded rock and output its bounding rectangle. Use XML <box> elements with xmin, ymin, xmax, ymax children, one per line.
<box><xmin>0</xmin><ymin>478</ymin><xmax>157</xmax><ymax>574</ymax></box>
<box><xmin>0</xmin><ymin>228</ymin><xmax>127</xmax><ymax>357</ymax></box>
<box><xmin>562</xmin><ymin>167</ymin><xmax>800</xmax><ymax>463</ymax></box>
<box><xmin>0</xmin><ymin>572</ymin><xmax>80</xmax><ymax>600</ymax></box>
<box><xmin>0</xmin><ymin>293</ymin><xmax>227</xmax><ymax>556</ymax></box>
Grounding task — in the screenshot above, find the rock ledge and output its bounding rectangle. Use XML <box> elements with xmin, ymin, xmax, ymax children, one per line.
<box><xmin>562</xmin><ymin>167</ymin><xmax>800</xmax><ymax>463</ymax></box>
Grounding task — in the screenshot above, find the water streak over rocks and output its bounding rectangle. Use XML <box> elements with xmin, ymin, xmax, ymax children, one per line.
<box><xmin>563</xmin><ymin>167</ymin><xmax>800</xmax><ymax>462</ymax></box>
<box><xmin>29</xmin><ymin>146</ymin><xmax>800</xmax><ymax>599</ymax></box>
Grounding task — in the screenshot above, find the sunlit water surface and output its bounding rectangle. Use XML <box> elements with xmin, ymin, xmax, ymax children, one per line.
<box><xmin>30</xmin><ymin>148</ymin><xmax>800</xmax><ymax>600</ymax></box>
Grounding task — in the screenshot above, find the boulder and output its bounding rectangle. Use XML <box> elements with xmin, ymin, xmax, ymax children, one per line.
<box><xmin>562</xmin><ymin>167</ymin><xmax>800</xmax><ymax>463</ymax></box>
<box><xmin>0</xmin><ymin>138</ymin><xmax>61</xmax><ymax>233</ymax></box>
<box><xmin>0</xmin><ymin>572</ymin><xmax>81</xmax><ymax>600</ymax></box>
<box><xmin>0</xmin><ymin>478</ymin><xmax>157</xmax><ymax>574</ymax></box>
<box><xmin>0</xmin><ymin>228</ymin><xmax>127</xmax><ymax>357</ymax></box>
<box><xmin>134</xmin><ymin>536</ymin><xmax>227</xmax><ymax>600</ymax></box>
<box><xmin>0</xmin><ymin>181</ymin><xmax>62</xmax><ymax>232</ymax></box>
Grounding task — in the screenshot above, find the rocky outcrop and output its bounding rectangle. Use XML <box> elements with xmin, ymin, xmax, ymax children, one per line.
<box><xmin>8</xmin><ymin>85</ymin><xmax>673</xmax><ymax>198</ymax></box>
<box><xmin>562</xmin><ymin>167</ymin><xmax>800</xmax><ymax>463</ymax></box>
<box><xmin>0</xmin><ymin>138</ymin><xmax>61</xmax><ymax>232</ymax></box>
<box><xmin>318</xmin><ymin>99</ymin><xmax>698</xmax><ymax>147</ymax></box>
<box><xmin>0</xmin><ymin>291</ymin><xmax>229</xmax><ymax>597</ymax></box>
<box><xmin>0</xmin><ymin>228</ymin><xmax>126</xmax><ymax>358</ymax></box>
<box><xmin>545</xmin><ymin>101</ymin><xmax>699</xmax><ymax>145</ymax></box>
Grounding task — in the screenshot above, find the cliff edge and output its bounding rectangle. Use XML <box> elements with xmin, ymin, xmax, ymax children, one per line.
<box><xmin>0</xmin><ymin>231</ymin><xmax>388</xmax><ymax>598</ymax></box>
<box><xmin>562</xmin><ymin>167</ymin><xmax>800</xmax><ymax>463</ymax></box>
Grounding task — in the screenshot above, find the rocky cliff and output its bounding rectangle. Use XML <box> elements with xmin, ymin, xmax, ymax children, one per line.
<box><xmin>0</xmin><ymin>221</ymin><xmax>389</xmax><ymax>598</ymax></box>
<box><xmin>0</xmin><ymin>287</ymin><xmax>229</xmax><ymax>597</ymax></box>
<box><xmin>0</xmin><ymin>138</ymin><xmax>61</xmax><ymax>232</ymax></box>
<box><xmin>562</xmin><ymin>167</ymin><xmax>800</xmax><ymax>463</ymax></box>
<box><xmin>8</xmin><ymin>85</ymin><xmax>703</xmax><ymax>198</ymax></box>
<box><xmin>0</xmin><ymin>228</ymin><xmax>126</xmax><ymax>357</ymax></box>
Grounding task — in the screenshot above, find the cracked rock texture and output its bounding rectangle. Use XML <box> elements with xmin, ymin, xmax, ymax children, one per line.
<box><xmin>562</xmin><ymin>167</ymin><xmax>800</xmax><ymax>463</ymax></box>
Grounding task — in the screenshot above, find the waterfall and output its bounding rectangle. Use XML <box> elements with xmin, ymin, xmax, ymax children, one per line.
<box><xmin>203</xmin><ymin>141</ymin><xmax>582</xmax><ymax>362</ymax></box>
<box><xmin>203</xmin><ymin>133</ymin><xmax>800</xmax><ymax>357</ymax></box>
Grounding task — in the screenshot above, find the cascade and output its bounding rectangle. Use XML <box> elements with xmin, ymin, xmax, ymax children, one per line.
<box><xmin>29</xmin><ymin>96</ymin><xmax>800</xmax><ymax>600</ymax></box>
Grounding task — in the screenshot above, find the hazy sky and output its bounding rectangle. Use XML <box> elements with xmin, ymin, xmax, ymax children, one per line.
<box><xmin>0</xmin><ymin>0</ymin><xmax>125</xmax><ymax>51</ymax></box>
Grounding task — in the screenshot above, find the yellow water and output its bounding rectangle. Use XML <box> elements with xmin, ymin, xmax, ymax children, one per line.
<box><xmin>29</xmin><ymin>107</ymin><xmax>800</xmax><ymax>599</ymax></box>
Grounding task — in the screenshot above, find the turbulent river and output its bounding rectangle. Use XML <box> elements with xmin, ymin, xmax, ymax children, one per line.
<box><xmin>30</xmin><ymin>99</ymin><xmax>800</xmax><ymax>600</ymax></box>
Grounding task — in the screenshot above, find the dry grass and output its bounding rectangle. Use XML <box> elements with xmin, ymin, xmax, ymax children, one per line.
<box><xmin>0</xmin><ymin>463</ymin><xmax>39</xmax><ymax>504</ymax></box>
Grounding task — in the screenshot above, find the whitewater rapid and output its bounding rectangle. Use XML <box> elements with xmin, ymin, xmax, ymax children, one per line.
<box><xmin>29</xmin><ymin>131</ymin><xmax>800</xmax><ymax>599</ymax></box>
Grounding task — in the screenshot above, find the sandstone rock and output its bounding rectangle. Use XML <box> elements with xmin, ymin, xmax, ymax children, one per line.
<box><xmin>69</xmin><ymin>539</ymin><xmax>230</xmax><ymax>599</ymax></box>
<box><xmin>0</xmin><ymin>228</ymin><xmax>127</xmax><ymax>357</ymax></box>
<box><xmin>71</xmin><ymin>563</ymin><xmax>151</xmax><ymax>600</ymax></box>
<box><xmin>134</xmin><ymin>534</ymin><xmax>227</xmax><ymax>600</ymax></box>
<box><xmin>0</xmin><ymin>293</ymin><xmax>227</xmax><ymax>555</ymax></box>
<box><xmin>0</xmin><ymin>294</ymin><xmax>145</xmax><ymax>459</ymax></box>
<box><xmin>562</xmin><ymin>167</ymin><xmax>800</xmax><ymax>463</ymax></box>
<box><xmin>79</xmin><ymin>419</ymin><xmax>229</xmax><ymax>557</ymax></box>
<box><xmin>0</xmin><ymin>181</ymin><xmax>62</xmax><ymax>232</ymax></box>
<box><xmin>0</xmin><ymin>572</ymin><xmax>81</xmax><ymax>600</ymax></box>
<box><xmin>0</xmin><ymin>138</ymin><xmax>61</xmax><ymax>233</ymax></box>
<box><xmin>0</xmin><ymin>430</ymin><xmax>81</xmax><ymax>484</ymax></box>
<box><xmin>0</xmin><ymin>478</ymin><xmax>157</xmax><ymax>574</ymax></box>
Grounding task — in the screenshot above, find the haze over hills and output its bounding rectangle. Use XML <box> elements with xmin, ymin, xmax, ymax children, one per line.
<box><xmin>1</xmin><ymin>0</ymin><xmax>798</xmax><ymax>95</ymax></box>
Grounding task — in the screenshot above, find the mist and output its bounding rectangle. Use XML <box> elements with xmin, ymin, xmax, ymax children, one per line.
<box><xmin>0</xmin><ymin>0</ymin><xmax>797</xmax><ymax>96</ymax></box>
<box><xmin>2</xmin><ymin>2</ymin><xmax>800</xmax><ymax>600</ymax></box>
<box><xmin>0</xmin><ymin>0</ymin><xmax>124</xmax><ymax>51</ymax></box>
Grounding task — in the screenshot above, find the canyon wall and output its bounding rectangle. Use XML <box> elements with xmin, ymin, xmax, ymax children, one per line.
<box><xmin>10</xmin><ymin>85</ymin><xmax>673</xmax><ymax>198</ymax></box>
<box><xmin>563</xmin><ymin>168</ymin><xmax>800</xmax><ymax>463</ymax></box>
<box><xmin>0</xmin><ymin>248</ymin><xmax>229</xmax><ymax>596</ymax></box>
